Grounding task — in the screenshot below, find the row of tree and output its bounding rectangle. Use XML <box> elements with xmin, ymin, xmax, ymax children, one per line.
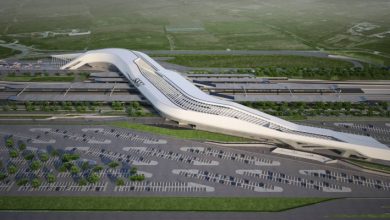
<box><xmin>236</xmin><ymin>67</ymin><xmax>390</xmax><ymax>80</ymax></box>
<box><xmin>241</xmin><ymin>101</ymin><xmax>389</xmax><ymax>117</ymax></box>
<box><xmin>1</xmin><ymin>101</ymin><xmax>146</xmax><ymax>115</ymax></box>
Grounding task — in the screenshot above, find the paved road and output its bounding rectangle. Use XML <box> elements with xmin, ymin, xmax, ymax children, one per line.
<box><xmin>0</xmin><ymin>42</ymin><xmax>42</xmax><ymax>58</ymax></box>
<box><xmin>0</xmin><ymin>115</ymin><xmax>168</xmax><ymax>125</ymax></box>
<box><xmin>143</xmin><ymin>50</ymin><xmax>364</xmax><ymax>69</ymax></box>
<box><xmin>0</xmin><ymin>198</ymin><xmax>388</xmax><ymax>220</ymax></box>
<box><xmin>144</xmin><ymin>50</ymin><xmax>336</xmax><ymax>57</ymax></box>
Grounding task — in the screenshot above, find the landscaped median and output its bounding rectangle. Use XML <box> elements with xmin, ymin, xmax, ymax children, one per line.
<box><xmin>3</xmin><ymin>76</ymin><xmax>75</xmax><ymax>82</ymax></box>
<box><xmin>345</xmin><ymin>159</ymin><xmax>390</xmax><ymax>174</ymax></box>
<box><xmin>0</xmin><ymin>196</ymin><xmax>332</xmax><ymax>212</ymax></box>
<box><xmin>110</xmin><ymin>122</ymin><xmax>251</xmax><ymax>143</ymax></box>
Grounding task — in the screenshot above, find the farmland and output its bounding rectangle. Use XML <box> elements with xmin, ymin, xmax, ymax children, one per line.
<box><xmin>0</xmin><ymin>0</ymin><xmax>389</xmax><ymax>65</ymax></box>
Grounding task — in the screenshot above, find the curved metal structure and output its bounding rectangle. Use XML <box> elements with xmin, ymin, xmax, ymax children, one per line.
<box><xmin>59</xmin><ymin>48</ymin><xmax>390</xmax><ymax>161</ymax></box>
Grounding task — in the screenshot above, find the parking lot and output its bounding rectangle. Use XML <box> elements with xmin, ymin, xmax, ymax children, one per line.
<box><xmin>236</xmin><ymin>169</ymin><xmax>351</xmax><ymax>193</ymax></box>
<box><xmin>0</xmin><ymin>124</ymin><xmax>389</xmax><ymax>197</ymax></box>
<box><xmin>114</xmin><ymin>181</ymin><xmax>215</xmax><ymax>192</ymax></box>
<box><xmin>18</xmin><ymin>182</ymin><xmax>108</xmax><ymax>192</ymax></box>
<box><xmin>172</xmin><ymin>169</ymin><xmax>283</xmax><ymax>192</ymax></box>
<box><xmin>299</xmin><ymin>169</ymin><xmax>390</xmax><ymax>190</ymax></box>
<box><xmin>75</xmin><ymin>147</ymin><xmax>158</xmax><ymax>166</ymax></box>
<box><xmin>180</xmin><ymin>146</ymin><xmax>280</xmax><ymax>166</ymax></box>
<box><xmin>123</xmin><ymin>147</ymin><xmax>219</xmax><ymax>166</ymax></box>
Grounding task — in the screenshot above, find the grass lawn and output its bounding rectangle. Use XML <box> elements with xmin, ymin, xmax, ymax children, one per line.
<box><xmin>329</xmin><ymin>51</ymin><xmax>390</xmax><ymax>66</ymax></box>
<box><xmin>110</xmin><ymin>122</ymin><xmax>251</xmax><ymax>142</ymax></box>
<box><xmin>162</xmin><ymin>55</ymin><xmax>353</xmax><ymax>68</ymax></box>
<box><xmin>0</xmin><ymin>196</ymin><xmax>331</xmax><ymax>212</ymax></box>
<box><xmin>3</xmin><ymin>76</ymin><xmax>75</xmax><ymax>82</ymax></box>
<box><xmin>0</xmin><ymin>47</ymin><xmax>20</xmax><ymax>58</ymax></box>
<box><xmin>280</xmin><ymin>115</ymin><xmax>307</xmax><ymax>121</ymax></box>
<box><xmin>346</xmin><ymin>159</ymin><xmax>390</xmax><ymax>173</ymax></box>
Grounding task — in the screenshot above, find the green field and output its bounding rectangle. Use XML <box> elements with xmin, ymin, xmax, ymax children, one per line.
<box><xmin>0</xmin><ymin>47</ymin><xmax>19</xmax><ymax>58</ymax></box>
<box><xmin>162</xmin><ymin>55</ymin><xmax>353</xmax><ymax>68</ymax></box>
<box><xmin>330</xmin><ymin>51</ymin><xmax>390</xmax><ymax>66</ymax></box>
<box><xmin>3</xmin><ymin>76</ymin><xmax>75</xmax><ymax>82</ymax></box>
<box><xmin>0</xmin><ymin>196</ymin><xmax>330</xmax><ymax>212</ymax></box>
<box><xmin>346</xmin><ymin>159</ymin><xmax>390</xmax><ymax>173</ymax></box>
<box><xmin>111</xmin><ymin>122</ymin><xmax>250</xmax><ymax>142</ymax></box>
<box><xmin>0</xmin><ymin>0</ymin><xmax>389</xmax><ymax>64</ymax></box>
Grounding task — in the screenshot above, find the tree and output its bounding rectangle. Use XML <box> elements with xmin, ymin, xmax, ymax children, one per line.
<box><xmin>315</xmin><ymin>102</ymin><xmax>325</xmax><ymax>109</ymax></box>
<box><xmin>93</xmin><ymin>165</ymin><xmax>103</xmax><ymax>172</ymax></box>
<box><xmin>280</xmin><ymin>102</ymin><xmax>288</xmax><ymax>111</ymax></box>
<box><xmin>5</xmin><ymin>137</ymin><xmax>14</xmax><ymax>148</ymax></box>
<box><xmin>61</xmin><ymin>153</ymin><xmax>80</xmax><ymax>163</ymax></box>
<box><xmin>70</xmin><ymin>165</ymin><xmax>80</xmax><ymax>175</ymax></box>
<box><xmin>0</xmin><ymin>172</ymin><xmax>7</xmax><ymax>181</ymax></box>
<box><xmin>78</xmin><ymin>178</ymin><xmax>87</xmax><ymax>186</ymax></box>
<box><xmin>108</xmin><ymin>161</ymin><xmax>119</xmax><ymax>168</ymax></box>
<box><xmin>24</xmin><ymin>153</ymin><xmax>35</xmax><ymax>161</ymax></box>
<box><xmin>129</xmin><ymin>174</ymin><xmax>145</xmax><ymax>181</ymax></box>
<box><xmin>8</xmin><ymin>165</ymin><xmax>18</xmax><ymax>174</ymax></box>
<box><xmin>87</xmin><ymin>173</ymin><xmax>100</xmax><ymax>184</ymax></box>
<box><xmin>116</xmin><ymin>178</ymin><xmax>125</xmax><ymax>186</ymax></box>
<box><xmin>47</xmin><ymin>173</ymin><xmax>56</xmax><ymax>183</ymax></box>
<box><xmin>39</xmin><ymin>153</ymin><xmax>49</xmax><ymax>162</ymax></box>
<box><xmin>62</xmin><ymin>162</ymin><xmax>73</xmax><ymax>170</ymax></box>
<box><xmin>25</xmin><ymin>102</ymin><xmax>35</xmax><ymax>111</ymax></box>
<box><xmin>16</xmin><ymin>178</ymin><xmax>28</xmax><ymax>186</ymax></box>
<box><xmin>75</xmin><ymin>105</ymin><xmax>87</xmax><ymax>113</ymax></box>
<box><xmin>31</xmin><ymin>178</ymin><xmax>41</xmax><ymax>188</ymax></box>
<box><xmin>9</xmin><ymin>149</ymin><xmax>19</xmax><ymax>158</ymax></box>
<box><xmin>130</xmin><ymin>167</ymin><xmax>137</xmax><ymax>175</ymax></box>
<box><xmin>50</xmin><ymin>149</ymin><xmax>60</xmax><ymax>157</ymax></box>
<box><xmin>89</xmin><ymin>105</ymin><xmax>96</xmax><ymax>111</ymax></box>
<box><xmin>380</xmin><ymin>101</ymin><xmax>388</xmax><ymax>109</ymax></box>
<box><xmin>30</xmin><ymin>160</ymin><xmax>41</xmax><ymax>171</ymax></box>
<box><xmin>126</xmin><ymin>107</ymin><xmax>137</xmax><ymax>116</ymax></box>
<box><xmin>18</xmin><ymin>141</ymin><xmax>26</xmax><ymax>151</ymax></box>
<box><xmin>131</xmin><ymin>101</ymin><xmax>141</xmax><ymax>110</ymax></box>
<box><xmin>342</xmin><ymin>102</ymin><xmax>352</xmax><ymax>111</ymax></box>
<box><xmin>62</xmin><ymin>102</ymin><xmax>73</xmax><ymax>111</ymax></box>
<box><xmin>81</xmin><ymin>161</ymin><xmax>90</xmax><ymax>170</ymax></box>
<box><xmin>58</xmin><ymin>164</ymin><xmax>68</xmax><ymax>172</ymax></box>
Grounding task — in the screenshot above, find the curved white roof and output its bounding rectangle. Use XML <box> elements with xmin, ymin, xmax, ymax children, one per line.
<box><xmin>60</xmin><ymin>48</ymin><xmax>390</xmax><ymax>161</ymax></box>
